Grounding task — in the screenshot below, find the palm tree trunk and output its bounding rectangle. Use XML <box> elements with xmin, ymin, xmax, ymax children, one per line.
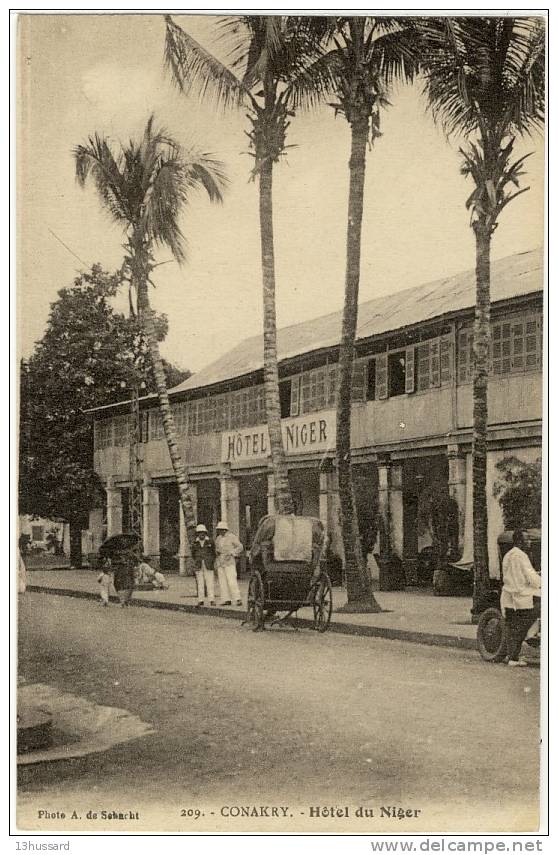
<box><xmin>136</xmin><ymin>277</ymin><xmax>196</xmax><ymax>563</ymax></box>
<box><xmin>471</xmin><ymin>223</ymin><xmax>491</xmax><ymax>614</ymax></box>
<box><xmin>258</xmin><ymin>157</ymin><xmax>294</xmax><ymax>515</ymax></box>
<box><xmin>337</xmin><ymin>118</ymin><xmax>381</xmax><ymax>613</ymax></box>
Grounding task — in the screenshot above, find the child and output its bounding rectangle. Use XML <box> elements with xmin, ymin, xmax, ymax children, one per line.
<box><xmin>97</xmin><ymin>565</ymin><xmax>113</xmax><ymax>606</ymax></box>
<box><xmin>136</xmin><ymin>557</ymin><xmax>169</xmax><ymax>590</ymax></box>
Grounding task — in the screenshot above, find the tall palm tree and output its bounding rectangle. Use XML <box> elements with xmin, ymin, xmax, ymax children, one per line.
<box><xmin>292</xmin><ymin>17</ymin><xmax>419</xmax><ymax>612</ymax></box>
<box><xmin>165</xmin><ymin>15</ymin><xmax>328</xmax><ymax>515</ymax></box>
<box><xmin>418</xmin><ymin>16</ymin><xmax>545</xmax><ymax>614</ymax></box>
<box><xmin>74</xmin><ymin>115</ymin><xmax>227</xmax><ymax>558</ymax></box>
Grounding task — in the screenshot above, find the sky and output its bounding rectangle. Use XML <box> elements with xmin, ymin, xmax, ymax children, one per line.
<box><xmin>17</xmin><ymin>13</ymin><xmax>545</xmax><ymax>375</ymax></box>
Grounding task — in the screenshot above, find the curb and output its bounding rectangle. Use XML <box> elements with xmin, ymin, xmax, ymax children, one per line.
<box><xmin>26</xmin><ymin>585</ymin><xmax>478</xmax><ymax>651</ymax></box>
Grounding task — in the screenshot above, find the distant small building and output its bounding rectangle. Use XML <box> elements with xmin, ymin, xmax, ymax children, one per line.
<box><xmin>19</xmin><ymin>515</ymin><xmax>70</xmax><ymax>556</ymax></box>
<box><xmin>86</xmin><ymin>248</ymin><xmax>543</xmax><ymax>586</ymax></box>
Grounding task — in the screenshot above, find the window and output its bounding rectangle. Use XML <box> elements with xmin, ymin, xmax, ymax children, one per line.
<box><xmin>440</xmin><ymin>338</ymin><xmax>453</xmax><ymax>384</ymax></box>
<box><xmin>280</xmin><ymin>381</ymin><xmax>292</xmax><ymax>418</ymax></box>
<box><xmin>149</xmin><ymin>409</ymin><xmax>164</xmax><ymax>441</ymax></box>
<box><xmin>95</xmin><ymin>419</ymin><xmax>112</xmax><ymax>450</ymax></box>
<box><xmin>31</xmin><ymin>525</ymin><xmax>44</xmax><ymax>542</ymax></box>
<box><xmin>376</xmin><ymin>353</ymin><xmax>388</xmax><ymax>399</ymax></box>
<box><xmin>458</xmin><ymin>328</ymin><xmax>474</xmax><ymax>384</ymax></box>
<box><xmin>300</xmin><ymin>367</ymin><xmax>328</xmax><ymax>414</ymax></box>
<box><xmin>327</xmin><ymin>366</ymin><xmax>338</xmax><ymax>407</ymax></box>
<box><xmin>173</xmin><ymin>402</ymin><xmax>188</xmax><ymax>435</ymax></box>
<box><xmin>367</xmin><ymin>360</ymin><xmax>376</xmax><ymax>401</ymax></box>
<box><xmin>215</xmin><ymin>393</ymin><xmax>231</xmax><ymax>432</ymax></box>
<box><xmin>113</xmin><ymin>415</ymin><xmax>130</xmax><ymax>447</ymax></box>
<box><xmin>458</xmin><ymin>313</ymin><xmax>542</xmax><ymax>383</ymax></box>
<box><xmin>388</xmin><ymin>351</ymin><xmax>407</xmax><ymax>397</ymax></box>
<box><xmin>351</xmin><ymin>362</ymin><xmax>367</xmax><ymax>402</ymax></box>
<box><xmin>416</xmin><ymin>336</ymin><xmax>452</xmax><ymax>391</ymax></box>
<box><xmin>198</xmin><ymin>396</ymin><xmax>216</xmax><ymax>434</ymax></box>
<box><xmin>253</xmin><ymin>387</ymin><xmax>266</xmax><ymax>425</ymax></box>
<box><xmin>492</xmin><ymin>315</ymin><xmax>542</xmax><ymax>375</ymax></box>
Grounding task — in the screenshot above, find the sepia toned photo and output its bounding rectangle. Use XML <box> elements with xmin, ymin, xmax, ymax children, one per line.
<box><xmin>15</xmin><ymin>11</ymin><xmax>546</xmax><ymax>837</ymax></box>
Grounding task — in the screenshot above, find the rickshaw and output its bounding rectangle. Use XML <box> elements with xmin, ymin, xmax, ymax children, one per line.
<box><xmin>476</xmin><ymin>529</ymin><xmax>541</xmax><ymax>662</ymax></box>
<box><xmin>244</xmin><ymin>515</ymin><xmax>332</xmax><ymax>632</ymax></box>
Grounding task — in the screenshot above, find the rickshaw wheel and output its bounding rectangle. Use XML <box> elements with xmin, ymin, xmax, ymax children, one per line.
<box><xmin>313</xmin><ymin>574</ymin><xmax>333</xmax><ymax>633</ymax></box>
<box><xmin>246</xmin><ymin>571</ymin><xmax>265</xmax><ymax>632</ymax></box>
<box><xmin>477</xmin><ymin>607</ymin><xmax>507</xmax><ymax>662</ymax></box>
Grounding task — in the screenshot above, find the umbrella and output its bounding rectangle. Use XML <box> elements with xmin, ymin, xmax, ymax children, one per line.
<box><xmin>98</xmin><ymin>533</ymin><xmax>141</xmax><ymax>559</ymax></box>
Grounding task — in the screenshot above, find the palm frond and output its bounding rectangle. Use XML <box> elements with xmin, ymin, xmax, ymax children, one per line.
<box><xmin>419</xmin><ymin>16</ymin><xmax>545</xmax><ymax>139</ymax></box>
<box><xmin>76</xmin><ymin>116</ymin><xmax>228</xmax><ymax>268</ymax></box>
<box><xmin>287</xmin><ymin>48</ymin><xmax>343</xmax><ymax>110</ymax></box>
<box><xmin>73</xmin><ymin>134</ymin><xmax>132</xmax><ymax>224</ymax></box>
<box><xmin>164</xmin><ymin>15</ymin><xmax>251</xmax><ymax>111</ymax></box>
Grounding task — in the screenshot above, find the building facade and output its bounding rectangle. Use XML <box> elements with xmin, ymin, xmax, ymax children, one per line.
<box><xmin>87</xmin><ymin>248</ymin><xmax>543</xmax><ymax>584</ymax></box>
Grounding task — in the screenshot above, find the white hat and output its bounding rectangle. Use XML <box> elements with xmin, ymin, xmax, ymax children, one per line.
<box><xmin>196</xmin><ymin>523</ymin><xmax>208</xmax><ymax>533</ymax></box>
<box><xmin>216</xmin><ymin>520</ymin><xmax>228</xmax><ymax>530</ymax></box>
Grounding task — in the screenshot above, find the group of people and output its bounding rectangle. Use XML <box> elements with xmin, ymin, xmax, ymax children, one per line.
<box><xmin>96</xmin><ymin>519</ymin><xmax>244</xmax><ymax>609</ymax></box>
<box><xmin>97</xmin><ymin>552</ymin><xmax>167</xmax><ymax>608</ymax></box>
<box><xmin>192</xmin><ymin>520</ymin><xmax>243</xmax><ymax>607</ymax></box>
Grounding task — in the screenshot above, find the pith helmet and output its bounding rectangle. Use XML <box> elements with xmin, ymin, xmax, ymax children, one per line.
<box><xmin>216</xmin><ymin>520</ymin><xmax>228</xmax><ymax>531</ymax></box>
<box><xmin>196</xmin><ymin>524</ymin><xmax>208</xmax><ymax>533</ymax></box>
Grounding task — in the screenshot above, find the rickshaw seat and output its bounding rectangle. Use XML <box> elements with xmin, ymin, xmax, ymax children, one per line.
<box><xmin>273</xmin><ymin>516</ymin><xmax>313</xmax><ymax>562</ymax></box>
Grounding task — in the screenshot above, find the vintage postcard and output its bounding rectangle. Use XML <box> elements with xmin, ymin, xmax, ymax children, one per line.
<box><xmin>15</xmin><ymin>11</ymin><xmax>546</xmax><ymax>838</ymax></box>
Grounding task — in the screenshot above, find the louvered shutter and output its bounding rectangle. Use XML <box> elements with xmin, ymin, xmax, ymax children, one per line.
<box><xmin>440</xmin><ymin>337</ymin><xmax>452</xmax><ymax>384</ymax></box>
<box><xmin>376</xmin><ymin>353</ymin><xmax>388</xmax><ymax>400</ymax></box>
<box><xmin>290</xmin><ymin>376</ymin><xmax>300</xmax><ymax>417</ymax></box>
<box><xmin>405</xmin><ymin>346</ymin><xmax>415</xmax><ymax>393</ymax></box>
<box><xmin>351</xmin><ymin>361</ymin><xmax>367</xmax><ymax>402</ymax></box>
<box><xmin>141</xmin><ymin>411</ymin><xmax>149</xmax><ymax>442</ymax></box>
<box><xmin>430</xmin><ymin>339</ymin><xmax>440</xmax><ymax>387</ymax></box>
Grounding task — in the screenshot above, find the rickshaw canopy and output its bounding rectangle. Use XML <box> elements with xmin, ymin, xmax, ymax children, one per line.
<box><xmin>98</xmin><ymin>533</ymin><xmax>141</xmax><ymax>560</ymax></box>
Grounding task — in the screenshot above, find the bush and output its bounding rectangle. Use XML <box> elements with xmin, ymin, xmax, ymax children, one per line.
<box><xmin>493</xmin><ymin>456</ymin><xmax>542</xmax><ymax>530</ymax></box>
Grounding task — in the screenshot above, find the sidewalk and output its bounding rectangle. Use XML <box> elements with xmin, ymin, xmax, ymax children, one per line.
<box><xmin>25</xmin><ymin>569</ymin><xmax>478</xmax><ymax>650</ymax></box>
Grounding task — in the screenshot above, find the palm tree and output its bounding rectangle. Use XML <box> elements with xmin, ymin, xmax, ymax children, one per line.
<box><xmin>74</xmin><ymin>115</ymin><xmax>227</xmax><ymax>557</ymax></box>
<box><xmin>165</xmin><ymin>15</ymin><xmax>328</xmax><ymax>515</ymax></box>
<box><xmin>418</xmin><ymin>16</ymin><xmax>545</xmax><ymax>614</ymax></box>
<box><xmin>292</xmin><ymin>17</ymin><xmax>419</xmax><ymax>612</ymax></box>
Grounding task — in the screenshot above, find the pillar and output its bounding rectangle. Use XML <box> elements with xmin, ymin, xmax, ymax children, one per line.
<box><xmin>179</xmin><ymin>482</ymin><xmax>197</xmax><ymax>576</ymax></box>
<box><xmin>88</xmin><ymin>508</ymin><xmax>104</xmax><ymax>556</ymax></box>
<box><xmin>142</xmin><ymin>477</ymin><xmax>160</xmax><ymax>563</ymax></box>
<box><xmin>319</xmin><ymin>469</ymin><xmax>329</xmax><ymax>529</ymax></box>
<box><xmin>389</xmin><ymin>463</ymin><xmax>404</xmax><ymax>560</ymax></box>
<box><xmin>327</xmin><ymin>466</ymin><xmax>344</xmax><ymax>566</ymax></box>
<box><xmin>267</xmin><ymin>471</ymin><xmax>276</xmax><ymax>516</ymax></box>
<box><xmin>220</xmin><ymin>465</ymin><xmax>240</xmax><ymax>536</ymax></box>
<box><xmin>377</xmin><ymin>455</ymin><xmax>391</xmax><ymax>555</ymax></box>
<box><xmin>106</xmin><ymin>478</ymin><xmax>122</xmax><ymax>538</ymax></box>
<box><xmin>448</xmin><ymin>444</ymin><xmax>467</xmax><ymax>553</ymax></box>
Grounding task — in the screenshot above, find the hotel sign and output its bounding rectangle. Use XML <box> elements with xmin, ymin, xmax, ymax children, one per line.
<box><xmin>221</xmin><ymin>410</ymin><xmax>336</xmax><ymax>465</ymax></box>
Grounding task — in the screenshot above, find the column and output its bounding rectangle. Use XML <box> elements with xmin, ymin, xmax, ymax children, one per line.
<box><xmin>389</xmin><ymin>463</ymin><xmax>404</xmax><ymax>560</ymax></box>
<box><xmin>319</xmin><ymin>469</ymin><xmax>329</xmax><ymax>529</ymax></box>
<box><xmin>448</xmin><ymin>444</ymin><xmax>467</xmax><ymax>553</ymax></box>
<box><xmin>88</xmin><ymin>508</ymin><xmax>104</xmax><ymax>556</ymax></box>
<box><xmin>220</xmin><ymin>465</ymin><xmax>240</xmax><ymax>536</ymax></box>
<box><xmin>267</xmin><ymin>471</ymin><xmax>276</xmax><ymax>516</ymax></box>
<box><xmin>106</xmin><ymin>477</ymin><xmax>122</xmax><ymax>538</ymax></box>
<box><xmin>142</xmin><ymin>477</ymin><xmax>160</xmax><ymax>563</ymax></box>
<box><xmin>327</xmin><ymin>466</ymin><xmax>344</xmax><ymax>566</ymax></box>
<box><xmin>377</xmin><ymin>454</ymin><xmax>391</xmax><ymax>555</ymax></box>
<box><xmin>179</xmin><ymin>482</ymin><xmax>197</xmax><ymax>576</ymax></box>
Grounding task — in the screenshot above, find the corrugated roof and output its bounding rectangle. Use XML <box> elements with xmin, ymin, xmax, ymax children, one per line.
<box><xmin>170</xmin><ymin>247</ymin><xmax>543</xmax><ymax>395</ymax></box>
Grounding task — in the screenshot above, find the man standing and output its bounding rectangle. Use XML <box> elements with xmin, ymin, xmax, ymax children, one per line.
<box><xmin>215</xmin><ymin>520</ymin><xmax>243</xmax><ymax>607</ymax></box>
<box><xmin>501</xmin><ymin>529</ymin><xmax>541</xmax><ymax>667</ymax></box>
<box><xmin>192</xmin><ymin>524</ymin><xmax>216</xmax><ymax>607</ymax></box>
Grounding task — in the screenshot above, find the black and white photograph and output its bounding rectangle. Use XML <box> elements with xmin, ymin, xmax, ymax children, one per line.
<box><xmin>14</xmin><ymin>10</ymin><xmax>547</xmax><ymax>838</ymax></box>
